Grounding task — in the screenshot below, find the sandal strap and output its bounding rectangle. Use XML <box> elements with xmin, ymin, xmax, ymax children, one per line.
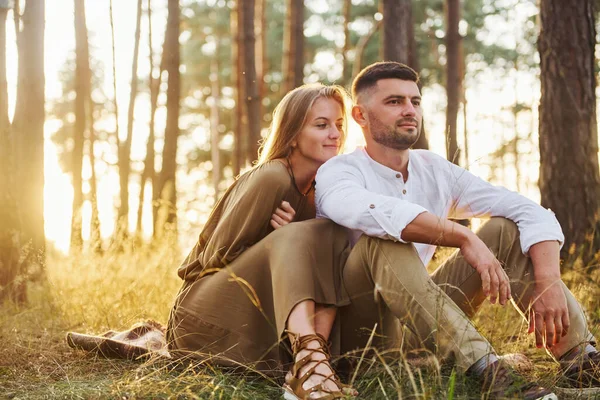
<box><xmin>288</xmin><ymin>332</ymin><xmax>331</xmax><ymax>356</ymax></box>
<box><xmin>285</xmin><ymin>332</ymin><xmax>356</xmax><ymax>399</ymax></box>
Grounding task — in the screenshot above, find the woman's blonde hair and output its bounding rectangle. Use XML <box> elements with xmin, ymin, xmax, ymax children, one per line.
<box><xmin>257</xmin><ymin>83</ymin><xmax>349</xmax><ymax>165</ymax></box>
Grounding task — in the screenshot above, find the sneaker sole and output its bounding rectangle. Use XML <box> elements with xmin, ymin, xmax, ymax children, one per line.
<box><xmin>554</xmin><ymin>386</ymin><xmax>600</xmax><ymax>399</ymax></box>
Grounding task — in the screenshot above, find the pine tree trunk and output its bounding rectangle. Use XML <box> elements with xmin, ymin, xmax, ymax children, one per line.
<box><xmin>231</xmin><ymin>1</ymin><xmax>243</xmax><ymax>176</ymax></box>
<box><xmin>155</xmin><ymin>0</ymin><xmax>180</xmax><ymax>235</ymax></box>
<box><xmin>71</xmin><ymin>0</ymin><xmax>88</xmax><ymax>248</ymax></box>
<box><xmin>283</xmin><ymin>0</ymin><xmax>304</xmax><ymax>92</ymax></box>
<box><xmin>445</xmin><ymin>0</ymin><xmax>460</xmax><ymax>165</ymax></box>
<box><xmin>210</xmin><ymin>57</ymin><xmax>221</xmax><ymax>201</ymax></box>
<box><xmin>382</xmin><ymin>0</ymin><xmax>410</xmax><ymax>64</ymax></box>
<box><xmin>137</xmin><ymin>0</ymin><xmax>159</xmax><ymax>237</ymax></box>
<box><xmin>109</xmin><ymin>0</ymin><xmax>121</xmax><ymax>238</ymax></box>
<box><xmin>11</xmin><ymin>0</ymin><xmax>45</xmax><ymax>302</ymax></box>
<box><xmin>342</xmin><ymin>0</ymin><xmax>351</xmax><ymax>85</ymax></box>
<box><xmin>242</xmin><ymin>0</ymin><xmax>260</xmax><ymax>164</ymax></box>
<box><xmin>538</xmin><ymin>0</ymin><xmax>600</xmax><ymax>254</ymax></box>
<box><xmin>118</xmin><ymin>0</ymin><xmax>143</xmax><ymax>237</ymax></box>
<box><xmin>353</xmin><ymin>19</ymin><xmax>381</xmax><ymax>79</ymax></box>
<box><xmin>255</xmin><ymin>0</ymin><xmax>266</xmax><ymax>131</ymax></box>
<box><xmin>0</xmin><ymin>3</ymin><xmax>23</xmax><ymax>303</ymax></box>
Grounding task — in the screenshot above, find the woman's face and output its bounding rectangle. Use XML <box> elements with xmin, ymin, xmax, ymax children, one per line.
<box><xmin>293</xmin><ymin>97</ymin><xmax>344</xmax><ymax>166</ymax></box>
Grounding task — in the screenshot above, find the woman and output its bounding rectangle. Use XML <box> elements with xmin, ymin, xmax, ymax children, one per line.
<box><xmin>167</xmin><ymin>84</ymin><xmax>355</xmax><ymax>399</ymax></box>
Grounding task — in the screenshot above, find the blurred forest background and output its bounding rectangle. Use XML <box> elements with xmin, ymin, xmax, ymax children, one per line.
<box><xmin>2</xmin><ymin>0</ymin><xmax>600</xmax><ymax>303</ymax></box>
<box><xmin>2</xmin><ymin>1</ymin><xmax>600</xmax><ymax>398</ymax></box>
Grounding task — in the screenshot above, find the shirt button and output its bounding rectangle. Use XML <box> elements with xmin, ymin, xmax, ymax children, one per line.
<box><xmin>402</xmin><ymin>189</ymin><xmax>407</xmax><ymax>195</ymax></box>
<box><xmin>395</xmin><ymin>173</ymin><xmax>401</xmax><ymax>178</ymax></box>
<box><xmin>369</xmin><ymin>204</ymin><xmax>375</xmax><ymax>209</ymax></box>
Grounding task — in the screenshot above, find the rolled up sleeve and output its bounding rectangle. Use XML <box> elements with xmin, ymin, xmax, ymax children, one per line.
<box><xmin>447</xmin><ymin>162</ymin><xmax>564</xmax><ymax>254</ymax></box>
<box><xmin>316</xmin><ymin>160</ymin><xmax>427</xmax><ymax>242</ymax></box>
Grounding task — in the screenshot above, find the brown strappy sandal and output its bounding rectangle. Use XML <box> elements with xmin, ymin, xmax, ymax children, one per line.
<box><xmin>283</xmin><ymin>332</ymin><xmax>357</xmax><ymax>400</ymax></box>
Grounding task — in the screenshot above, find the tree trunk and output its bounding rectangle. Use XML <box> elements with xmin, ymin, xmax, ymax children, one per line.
<box><xmin>353</xmin><ymin>19</ymin><xmax>381</xmax><ymax>79</ymax></box>
<box><xmin>342</xmin><ymin>0</ymin><xmax>352</xmax><ymax>85</ymax></box>
<box><xmin>71</xmin><ymin>0</ymin><xmax>88</xmax><ymax>248</ymax></box>
<box><xmin>118</xmin><ymin>0</ymin><xmax>143</xmax><ymax>237</ymax></box>
<box><xmin>382</xmin><ymin>0</ymin><xmax>411</xmax><ymax>64</ymax></box>
<box><xmin>0</xmin><ymin>3</ymin><xmax>23</xmax><ymax>303</ymax></box>
<box><xmin>109</xmin><ymin>0</ymin><xmax>121</xmax><ymax>237</ymax></box>
<box><xmin>137</xmin><ymin>0</ymin><xmax>160</xmax><ymax>237</ymax></box>
<box><xmin>231</xmin><ymin>1</ymin><xmax>243</xmax><ymax>176</ymax></box>
<box><xmin>155</xmin><ymin>0</ymin><xmax>180</xmax><ymax>236</ymax></box>
<box><xmin>255</xmin><ymin>0</ymin><xmax>266</xmax><ymax>131</ymax></box>
<box><xmin>210</xmin><ymin>57</ymin><xmax>221</xmax><ymax>201</ymax></box>
<box><xmin>242</xmin><ymin>0</ymin><xmax>260</xmax><ymax>165</ymax></box>
<box><xmin>538</xmin><ymin>0</ymin><xmax>600</xmax><ymax>254</ymax></box>
<box><xmin>282</xmin><ymin>0</ymin><xmax>304</xmax><ymax>92</ymax></box>
<box><xmin>445</xmin><ymin>0</ymin><xmax>461</xmax><ymax>165</ymax></box>
<box><xmin>11</xmin><ymin>0</ymin><xmax>45</xmax><ymax>302</ymax></box>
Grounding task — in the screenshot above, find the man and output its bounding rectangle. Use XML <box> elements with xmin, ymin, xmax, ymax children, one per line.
<box><xmin>315</xmin><ymin>61</ymin><xmax>599</xmax><ymax>399</ymax></box>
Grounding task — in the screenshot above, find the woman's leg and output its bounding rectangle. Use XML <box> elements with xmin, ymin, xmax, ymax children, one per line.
<box><xmin>286</xmin><ymin>300</ymin><xmax>340</xmax><ymax>396</ymax></box>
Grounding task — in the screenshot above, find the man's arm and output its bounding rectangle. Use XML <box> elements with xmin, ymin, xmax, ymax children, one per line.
<box><xmin>401</xmin><ymin>212</ymin><xmax>511</xmax><ymax>305</ymax></box>
<box><xmin>527</xmin><ymin>240</ymin><xmax>569</xmax><ymax>348</ymax></box>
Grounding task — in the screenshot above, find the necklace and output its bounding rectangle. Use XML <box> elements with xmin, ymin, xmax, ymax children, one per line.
<box><xmin>286</xmin><ymin>156</ymin><xmax>315</xmax><ymax>197</ymax></box>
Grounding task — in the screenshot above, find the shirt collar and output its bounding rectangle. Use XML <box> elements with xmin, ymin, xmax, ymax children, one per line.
<box><xmin>358</xmin><ymin>147</ymin><xmax>414</xmax><ymax>181</ymax></box>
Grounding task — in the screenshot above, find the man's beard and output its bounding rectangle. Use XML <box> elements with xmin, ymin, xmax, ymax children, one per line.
<box><xmin>368</xmin><ymin>112</ymin><xmax>421</xmax><ymax>150</ymax></box>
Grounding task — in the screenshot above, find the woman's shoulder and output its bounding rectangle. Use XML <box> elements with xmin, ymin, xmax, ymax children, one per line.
<box><xmin>240</xmin><ymin>159</ymin><xmax>292</xmax><ymax>188</ymax></box>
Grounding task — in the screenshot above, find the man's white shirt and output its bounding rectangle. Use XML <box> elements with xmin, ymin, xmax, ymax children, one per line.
<box><xmin>315</xmin><ymin>147</ymin><xmax>564</xmax><ymax>267</ymax></box>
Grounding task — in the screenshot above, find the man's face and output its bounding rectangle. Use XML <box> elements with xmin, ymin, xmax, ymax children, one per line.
<box><xmin>359</xmin><ymin>79</ymin><xmax>422</xmax><ymax>150</ymax></box>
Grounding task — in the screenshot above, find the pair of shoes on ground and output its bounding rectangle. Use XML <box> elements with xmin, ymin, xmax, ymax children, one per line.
<box><xmin>480</xmin><ymin>351</ymin><xmax>600</xmax><ymax>399</ymax></box>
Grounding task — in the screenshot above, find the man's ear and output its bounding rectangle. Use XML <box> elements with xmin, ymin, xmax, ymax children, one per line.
<box><xmin>352</xmin><ymin>105</ymin><xmax>367</xmax><ymax>127</ymax></box>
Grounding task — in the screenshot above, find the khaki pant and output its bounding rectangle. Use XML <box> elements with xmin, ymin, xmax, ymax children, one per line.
<box><xmin>339</xmin><ymin>217</ymin><xmax>595</xmax><ymax>372</ymax></box>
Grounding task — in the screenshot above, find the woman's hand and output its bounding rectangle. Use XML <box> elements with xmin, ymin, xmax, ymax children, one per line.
<box><xmin>270</xmin><ymin>201</ymin><xmax>296</xmax><ymax>229</ymax></box>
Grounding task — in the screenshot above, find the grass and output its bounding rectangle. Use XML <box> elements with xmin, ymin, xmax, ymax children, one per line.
<box><xmin>1</xmin><ymin>242</ymin><xmax>600</xmax><ymax>399</ymax></box>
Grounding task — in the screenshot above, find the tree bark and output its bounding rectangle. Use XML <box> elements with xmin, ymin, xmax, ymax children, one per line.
<box><xmin>445</xmin><ymin>0</ymin><xmax>461</xmax><ymax>165</ymax></box>
<box><xmin>538</xmin><ymin>0</ymin><xmax>600</xmax><ymax>254</ymax></box>
<box><xmin>210</xmin><ymin>57</ymin><xmax>221</xmax><ymax>201</ymax></box>
<box><xmin>242</xmin><ymin>0</ymin><xmax>260</xmax><ymax>164</ymax></box>
<box><xmin>353</xmin><ymin>19</ymin><xmax>381</xmax><ymax>79</ymax></box>
<box><xmin>342</xmin><ymin>0</ymin><xmax>352</xmax><ymax>85</ymax></box>
<box><xmin>71</xmin><ymin>0</ymin><xmax>88</xmax><ymax>248</ymax></box>
<box><xmin>109</xmin><ymin>0</ymin><xmax>121</xmax><ymax>237</ymax></box>
<box><xmin>137</xmin><ymin>0</ymin><xmax>160</xmax><ymax>237</ymax></box>
<box><xmin>255</xmin><ymin>0</ymin><xmax>266</xmax><ymax>132</ymax></box>
<box><xmin>282</xmin><ymin>0</ymin><xmax>304</xmax><ymax>92</ymax></box>
<box><xmin>0</xmin><ymin>3</ymin><xmax>23</xmax><ymax>303</ymax></box>
<box><xmin>118</xmin><ymin>0</ymin><xmax>143</xmax><ymax>237</ymax></box>
<box><xmin>11</xmin><ymin>0</ymin><xmax>45</xmax><ymax>302</ymax></box>
<box><xmin>382</xmin><ymin>0</ymin><xmax>411</xmax><ymax>64</ymax></box>
<box><xmin>231</xmin><ymin>1</ymin><xmax>243</xmax><ymax>175</ymax></box>
<box><xmin>155</xmin><ymin>0</ymin><xmax>180</xmax><ymax>236</ymax></box>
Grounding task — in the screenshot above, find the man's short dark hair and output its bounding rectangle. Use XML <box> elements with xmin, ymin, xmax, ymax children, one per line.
<box><xmin>351</xmin><ymin>62</ymin><xmax>419</xmax><ymax>101</ymax></box>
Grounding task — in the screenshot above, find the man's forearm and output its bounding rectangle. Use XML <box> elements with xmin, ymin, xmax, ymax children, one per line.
<box><xmin>528</xmin><ymin>240</ymin><xmax>562</xmax><ymax>283</ymax></box>
<box><xmin>400</xmin><ymin>211</ymin><xmax>474</xmax><ymax>248</ymax></box>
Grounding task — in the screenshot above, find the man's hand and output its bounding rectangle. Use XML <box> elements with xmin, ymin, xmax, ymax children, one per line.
<box><xmin>528</xmin><ymin>280</ymin><xmax>569</xmax><ymax>349</ymax></box>
<box><xmin>527</xmin><ymin>241</ymin><xmax>568</xmax><ymax>349</ymax></box>
<box><xmin>460</xmin><ymin>234</ymin><xmax>512</xmax><ymax>305</ymax></box>
<box><xmin>270</xmin><ymin>201</ymin><xmax>296</xmax><ymax>229</ymax></box>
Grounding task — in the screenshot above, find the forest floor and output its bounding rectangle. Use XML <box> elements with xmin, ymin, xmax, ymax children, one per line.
<box><xmin>1</xmin><ymin>239</ymin><xmax>600</xmax><ymax>399</ymax></box>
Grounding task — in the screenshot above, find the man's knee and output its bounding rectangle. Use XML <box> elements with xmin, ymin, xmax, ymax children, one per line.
<box><xmin>355</xmin><ymin>235</ymin><xmax>419</xmax><ymax>259</ymax></box>
<box><xmin>477</xmin><ymin>217</ymin><xmax>519</xmax><ymax>244</ymax></box>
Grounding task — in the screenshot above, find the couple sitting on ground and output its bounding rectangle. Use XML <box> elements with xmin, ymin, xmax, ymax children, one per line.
<box><xmin>166</xmin><ymin>61</ymin><xmax>599</xmax><ymax>400</ymax></box>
